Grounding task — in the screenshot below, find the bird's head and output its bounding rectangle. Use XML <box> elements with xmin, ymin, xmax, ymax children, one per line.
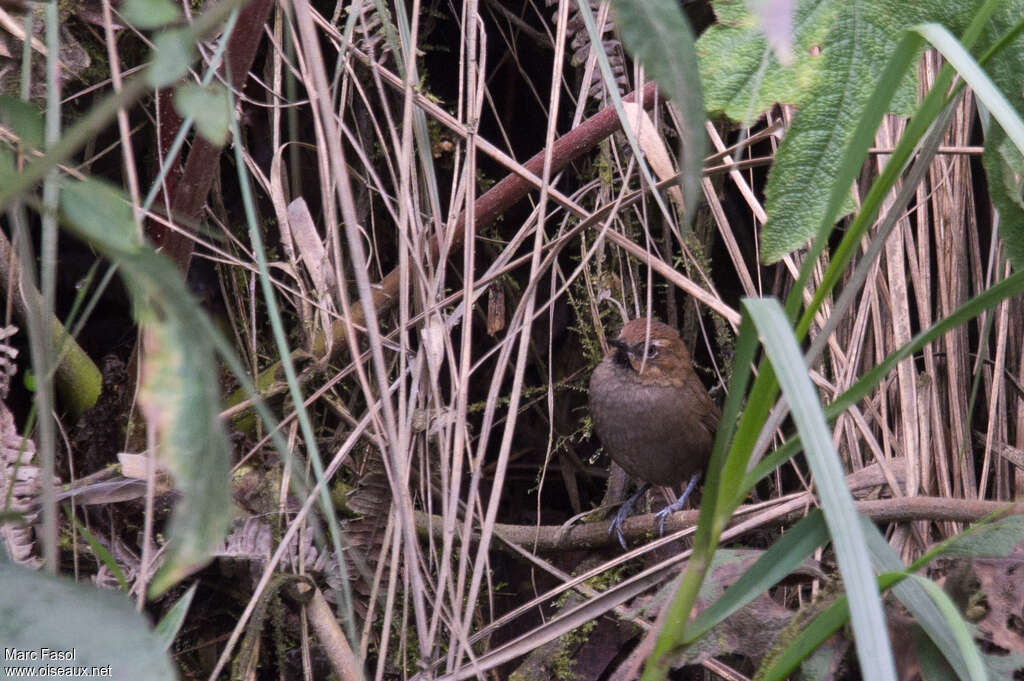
<box><xmin>608</xmin><ymin>318</ymin><xmax>693</xmax><ymax>386</ymax></box>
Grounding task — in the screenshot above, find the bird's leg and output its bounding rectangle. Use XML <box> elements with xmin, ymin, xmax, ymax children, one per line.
<box><xmin>654</xmin><ymin>473</ymin><xmax>700</xmax><ymax>535</ymax></box>
<box><xmin>608</xmin><ymin>483</ymin><xmax>650</xmax><ymax>549</ymax></box>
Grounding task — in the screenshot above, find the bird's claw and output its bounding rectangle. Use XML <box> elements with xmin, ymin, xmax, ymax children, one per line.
<box><xmin>608</xmin><ymin>484</ymin><xmax>648</xmax><ymax>549</ymax></box>
<box><xmin>608</xmin><ymin>508</ymin><xmax>629</xmax><ymax>550</ymax></box>
<box><xmin>655</xmin><ymin>506</ymin><xmax>671</xmax><ymax>536</ymax></box>
<box><xmin>654</xmin><ymin>473</ymin><xmax>701</xmax><ymax>536</ymax></box>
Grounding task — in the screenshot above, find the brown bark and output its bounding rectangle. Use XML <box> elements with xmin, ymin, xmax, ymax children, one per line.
<box><xmin>312</xmin><ymin>82</ymin><xmax>660</xmax><ymax>362</ymax></box>
<box><xmin>147</xmin><ymin>0</ymin><xmax>276</xmax><ymax>274</ymax></box>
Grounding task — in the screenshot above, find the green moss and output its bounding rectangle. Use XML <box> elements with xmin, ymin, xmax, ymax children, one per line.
<box><xmin>530</xmin><ymin>568</ymin><xmax>625</xmax><ymax>680</ymax></box>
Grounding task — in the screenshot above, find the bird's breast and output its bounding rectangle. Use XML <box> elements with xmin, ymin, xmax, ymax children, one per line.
<box><xmin>589</xmin><ymin>360</ymin><xmax>712</xmax><ymax>487</ymax></box>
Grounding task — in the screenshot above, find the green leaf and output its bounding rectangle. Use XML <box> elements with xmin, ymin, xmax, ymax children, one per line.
<box><xmin>138</xmin><ymin>299</ymin><xmax>233</xmax><ymax>595</ymax></box>
<box><xmin>745</xmin><ymin>297</ymin><xmax>896</xmax><ymax>681</ymax></box>
<box><xmin>0</xmin><ymin>96</ymin><xmax>45</xmax><ymax>149</ymax></box>
<box><xmin>976</xmin><ymin>10</ymin><xmax>1024</xmax><ymax>270</ymax></box>
<box><xmin>760</xmin><ymin>1</ymin><xmax>929</xmax><ymax>263</ymax></box>
<box><xmin>915</xmin><ymin>21</ymin><xmax>1024</xmax><ymax>162</ymax></box>
<box><xmin>610</xmin><ymin>0</ymin><xmax>705</xmax><ymax>225</ymax></box>
<box><xmin>936</xmin><ymin>515</ymin><xmax>1024</xmax><ymax>557</ymax></box>
<box><xmin>905</xmin><ymin>576</ymin><xmax>987</xmax><ymax>681</ymax></box>
<box><xmin>0</xmin><ymin>563</ymin><xmax>176</xmax><ymax>680</ymax></box>
<box><xmin>698</xmin><ymin>0</ymin><xmax>836</xmax><ymax>122</ymax></box>
<box><xmin>148</xmin><ymin>28</ymin><xmax>195</xmax><ymax>88</ymax></box>
<box><xmin>56</xmin><ymin>177</ymin><xmax>139</xmax><ymax>253</ymax></box>
<box><xmin>58</xmin><ymin>177</ymin><xmax>232</xmax><ymax>597</ymax></box>
<box><xmin>697</xmin><ymin>0</ymin><xmax>937</xmax><ymax>261</ymax></box>
<box><xmin>71</xmin><ymin>516</ymin><xmax>129</xmax><ymax>591</ymax></box>
<box><xmin>174</xmin><ymin>83</ymin><xmax>232</xmax><ymax>146</ymax></box>
<box><xmin>120</xmin><ymin>0</ymin><xmax>181</xmax><ymax>29</ymax></box>
<box><xmin>687</xmin><ymin>510</ymin><xmax>829</xmax><ymax>642</ymax></box>
<box><xmin>693</xmin><ymin>0</ymin><xmax>1024</xmax><ymax>263</ymax></box>
<box><xmin>861</xmin><ymin>518</ymin><xmax>972</xmax><ymax>679</ymax></box>
<box><xmin>154</xmin><ymin>583</ymin><xmax>197</xmax><ymax>650</ymax></box>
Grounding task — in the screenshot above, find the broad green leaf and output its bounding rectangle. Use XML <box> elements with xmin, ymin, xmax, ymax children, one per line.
<box><xmin>138</xmin><ymin>301</ymin><xmax>233</xmax><ymax>595</ymax></box>
<box><xmin>759</xmin><ymin>1</ymin><xmax>929</xmax><ymax>262</ymax></box>
<box><xmin>0</xmin><ymin>96</ymin><xmax>45</xmax><ymax>149</ymax></box>
<box><xmin>692</xmin><ymin>0</ymin><xmax>1024</xmax><ymax>263</ymax></box>
<box><xmin>148</xmin><ymin>28</ymin><xmax>195</xmax><ymax>88</ymax></box>
<box><xmin>120</xmin><ymin>0</ymin><xmax>181</xmax><ymax>29</ymax></box>
<box><xmin>56</xmin><ymin>177</ymin><xmax>139</xmax><ymax>253</ymax></box>
<box><xmin>745</xmin><ymin>298</ymin><xmax>895</xmax><ymax>681</ymax></box>
<box><xmin>610</xmin><ymin>0</ymin><xmax>705</xmax><ymax>225</ymax></box>
<box><xmin>58</xmin><ymin>177</ymin><xmax>232</xmax><ymax>597</ymax></box>
<box><xmin>698</xmin><ymin>0</ymin><xmax>836</xmax><ymax>122</ymax></box>
<box><xmin>697</xmin><ymin>0</ymin><xmax>936</xmax><ymax>261</ymax></box>
<box><xmin>174</xmin><ymin>83</ymin><xmax>232</xmax><ymax>146</ymax></box>
<box><xmin>0</xmin><ymin>563</ymin><xmax>176</xmax><ymax>680</ymax></box>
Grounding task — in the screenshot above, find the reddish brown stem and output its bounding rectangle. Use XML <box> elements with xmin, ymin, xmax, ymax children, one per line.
<box><xmin>147</xmin><ymin>0</ymin><xmax>275</xmax><ymax>273</ymax></box>
<box><xmin>314</xmin><ymin>82</ymin><xmax>660</xmax><ymax>361</ymax></box>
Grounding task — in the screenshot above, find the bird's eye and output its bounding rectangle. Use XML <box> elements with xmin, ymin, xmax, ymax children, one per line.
<box><xmin>645</xmin><ymin>346</ymin><xmax>659</xmax><ymax>359</ymax></box>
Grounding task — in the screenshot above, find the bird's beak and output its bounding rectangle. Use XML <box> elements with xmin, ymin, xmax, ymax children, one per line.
<box><xmin>609</xmin><ymin>338</ymin><xmax>633</xmax><ymax>367</ymax></box>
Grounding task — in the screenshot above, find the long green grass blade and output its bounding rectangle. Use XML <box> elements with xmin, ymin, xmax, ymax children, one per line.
<box><xmin>915</xmin><ymin>22</ymin><xmax>1024</xmax><ymax>154</ymax></box>
<box><xmin>861</xmin><ymin>519</ymin><xmax>970</xmax><ymax>679</ymax></box>
<box><xmin>609</xmin><ymin>0</ymin><xmax>705</xmax><ymax>226</ymax></box>
<box><xmin>741</xmin><ymin>268</ymin><xmax>1024</xmax><ymax>493</ymax></box>
<box><xmin>746</xmin><ymin>298</ymin><xmax>895</xmax><ymax>681</ymax></box>
<box><xmin>687</xmin><ymin>510</ymin><xmax>829</xmax><ymax>643</ymax></box>
<box><xmin>643</xmin><ymin>312</ymin><xmax>763</xmax><ymax>678</ymax></box>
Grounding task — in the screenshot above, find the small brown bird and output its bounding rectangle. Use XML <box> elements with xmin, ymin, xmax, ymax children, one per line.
<box><xmin>589</xmin><ymin>318</ymin><xmax>720</xmax><ymax>546</ymax></box>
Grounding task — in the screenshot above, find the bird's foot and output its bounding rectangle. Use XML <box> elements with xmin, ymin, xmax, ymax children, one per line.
<box><xmin>608</xmin><ymin>484</ymin><xmax>650</xmax><ymax>549</ymax></box>
<box><xmin>655</xmin><ymin>473</ymin><xmax>700</xmax><ymax>535</ymax></box>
